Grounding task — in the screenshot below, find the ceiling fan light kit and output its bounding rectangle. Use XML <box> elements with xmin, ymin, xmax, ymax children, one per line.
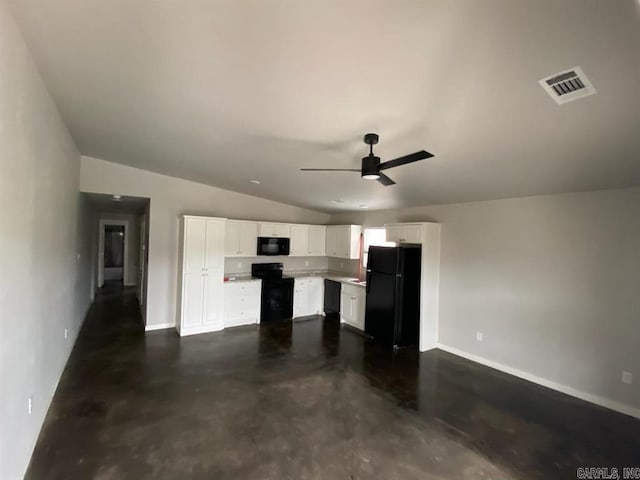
<box><xmin>361</xmin><ymin>155</ymin><xmax>381</xmax><ymax>180</ymax></box>
<box><xmin>301</xmin><ymin>132</ymin><xmax>433</xmax><ymax>187</ymax></box>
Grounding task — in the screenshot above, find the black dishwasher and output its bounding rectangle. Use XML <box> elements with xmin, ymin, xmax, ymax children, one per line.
<box><xmin>324</xmin><ymin>279</ymin><xmax>341</xmax><ymax>315</ymax></box>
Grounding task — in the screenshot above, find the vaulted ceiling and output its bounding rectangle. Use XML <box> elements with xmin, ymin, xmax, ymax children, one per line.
<box><xmin>9</xmin><ymin>0</ymin><xmax>640</xmax><ymax>212</ymax></box>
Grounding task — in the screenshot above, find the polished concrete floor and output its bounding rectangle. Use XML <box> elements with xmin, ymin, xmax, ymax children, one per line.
<box><xmin>27</xmin><ymin>286</ymin><xmax>640</xmax><ymax>479</ymax></box>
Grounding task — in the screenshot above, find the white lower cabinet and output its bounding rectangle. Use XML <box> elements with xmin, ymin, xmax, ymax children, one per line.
<box><xmin>223</xmin><ymin>280</ymin><xmax>261</xmax><ymax>327</ymax></box>
<box><xmin>293</xmin><ymin>277</ymin><xmax>324</xmax><ymax>318</ymax></box>
<box><xmin>340</xmin><ymin>283</ymin><xmax>365</xmax><ymax>331</ymax></box>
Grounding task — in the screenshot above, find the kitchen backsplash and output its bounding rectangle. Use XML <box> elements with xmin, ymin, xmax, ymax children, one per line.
<box><xmin>327</xmin><ymin>258</ymin><xmax>360</xmax><ymax>276</ymax></box>
<box><xmin>224</xmin><ymin>256</ymin><xmax>329</xmax><ymax>275</ymax></box>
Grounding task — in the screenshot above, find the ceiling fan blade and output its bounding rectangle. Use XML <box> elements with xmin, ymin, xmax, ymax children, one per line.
<box><xmin>300</xmin><ymin>168</ymin><xmax>360</xmax><ymax>172</ymax></box>
<box><xmin>379</xmin><ymin>150</ymin><xmax>434</xmax><ymax>170</ymax></box>
<box><xmin>377</xmin><ymin>172</ymin><xmax>396</xmax><ymax>186</ymax></box>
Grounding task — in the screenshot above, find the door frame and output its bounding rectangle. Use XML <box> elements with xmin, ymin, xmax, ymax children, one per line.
<box><xmin>98</xmin><ymin>219</ymin><xmax>130</xmax><ymax>287</ymax></box>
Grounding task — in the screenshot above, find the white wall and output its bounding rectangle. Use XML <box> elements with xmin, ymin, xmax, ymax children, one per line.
<box><xmin>80</xmin><ymin>156</ymin><xmax>331</xmax><ymax>329</ymax></box>
<box><xmin>330</xmin><ymin>188</ymin><xmax>640</xmax><ymax>417</ymax></box>
<box><xmin>0</xmin><ymin>1</ymin><xmax>90</xmax><ymax>477</ymax></box>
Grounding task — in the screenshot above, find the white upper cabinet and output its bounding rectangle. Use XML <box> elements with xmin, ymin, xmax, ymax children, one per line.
<box><xmin>308</xmin><ymin>225</ymin><xmax>326</xmax><ymax>256</ymax></box>
<box><xmin>326</xmin><ymin>225</ymin><xmax>362</xmax><ymax>259</ymax></box>
<box><xmin>204</xmin><ymin>219</ymin><xmax>225</xmax><ymax>271</ymax></box>
<box><xmin>258</xmin><ymin>222</ymin><xmax>291</xmax><ymax>238</ymax></box>
<box><xmin>179</xmin><ymin>216</ymin><xmax>226</xmax><ymax>336</ymax></box>
<box><xmin>386</xmin><ymin>223</ymin><xmax>424</xmax><ymax>244</ymax></box>
<box><xmin>286</xmin><ymin>224</ymin><xmax>327</xmax><ymax>257</ymax></box>
<box><xmin>290</xmin><ymin>224</ymin><xmax>309</xmax><ymax>257</ymax></box>
<box><xmin>225</xmin><ymin>220</ymin><xmax>258</xmax><ymax>257</ymax></box>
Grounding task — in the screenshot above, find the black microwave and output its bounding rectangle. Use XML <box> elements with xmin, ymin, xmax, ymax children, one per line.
<box><xmin>257</xmin><ymin>237</ymin><xmax>290</xmax><ymax>256</ymax></box>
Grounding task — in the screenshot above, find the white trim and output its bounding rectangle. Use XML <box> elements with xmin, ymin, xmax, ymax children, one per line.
<box><xmin>179</xmin><ymin>324</ymin><xmax>224</xmax><ymax>336</ymax></box>
<box><xmin>435</xmin><ymin>343</ymin><xmax>640</xmax><ymax>420</ymax></box>
<box><xmin>145</xmin><ymin>322</ymin><xmax>175</xmax><ymax>332</ymax></box>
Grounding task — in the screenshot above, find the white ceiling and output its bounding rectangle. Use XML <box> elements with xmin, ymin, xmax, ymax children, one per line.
<box><xmin>10</xmin><ymin>0</ymin><xmax>640</xmax><ymax>212</ymax></box>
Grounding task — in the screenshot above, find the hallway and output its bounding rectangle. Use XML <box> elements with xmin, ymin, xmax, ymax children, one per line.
<box><xmin>26</xmin><ymin>288</ymin><xmax>640</xmax><ymax>479</ymax></box>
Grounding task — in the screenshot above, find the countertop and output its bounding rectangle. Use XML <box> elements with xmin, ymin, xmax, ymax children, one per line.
<box><xmin>223</xmin><ymin>270</ymin><xmax>366</xmax><ymax>287</ymax></box>
<box><xmin>223</xmin><ymin>275</ymin><xmax>259</xmax><ymax>283</ymax></box>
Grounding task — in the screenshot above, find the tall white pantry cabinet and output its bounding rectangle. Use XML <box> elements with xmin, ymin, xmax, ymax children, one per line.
<box><xmin>177</xmin><ymin>216</ymin><xmax>226</xmax><ymax>336</ymax></box>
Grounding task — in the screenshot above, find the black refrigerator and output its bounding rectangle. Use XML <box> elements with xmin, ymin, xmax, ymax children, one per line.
<box><xmin>364</xmin><ymin>245</ymin><xmax>421</xmax><ymax>348</ymax></box>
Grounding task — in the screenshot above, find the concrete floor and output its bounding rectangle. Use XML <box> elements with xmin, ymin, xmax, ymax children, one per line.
<box><xmin>26</xmin><ymin>286</ymin><xmax>640</xmax><ymax>479</ymax></box>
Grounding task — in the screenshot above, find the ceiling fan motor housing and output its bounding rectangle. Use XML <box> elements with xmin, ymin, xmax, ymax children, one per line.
<box><xmin>362</xmin><ymin>155</ymin><xmax>381</xmax><ymax>179</ymax></box>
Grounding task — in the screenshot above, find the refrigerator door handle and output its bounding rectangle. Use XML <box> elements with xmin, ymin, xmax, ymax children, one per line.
<box><xmin>366</xmin><ymin>271</ymin><xmax>371</xmax><ymax>294</ymax></box>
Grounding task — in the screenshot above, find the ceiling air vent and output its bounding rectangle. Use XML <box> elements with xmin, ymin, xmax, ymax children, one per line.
<box><xmin>539</xmin><ymin>66</ymin><xmax>596</xmax><ymax>104</ymax></box>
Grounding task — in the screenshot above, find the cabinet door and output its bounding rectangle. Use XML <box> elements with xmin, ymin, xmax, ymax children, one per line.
<box><xmin>183</xmin><ymin>273</ymin><xmax>204</xmax><ymax>328</ymax></box>
<box><xmin>204</xmin><ymin>219</ymin><xmax>225</xmax><ymax>271</ymax></box>
<box><xmin>225</xmin><ymin>221</ymin><xmax>241</xmax><ymax>256</ymax></box>
<box><xmin>326</xmin><ymin>227</ymin><xmax>337</xmax><ymax>257</ymax></box>
<box><xmin>203</xmin><ymin>271</ymin><xmax>224</xmax><ymax>329</ymax></box>
<box><xmin>335</xmin><ymin>226</ymin><xmax>349</xmax><ymax>258</ymax></box>
<box><xmin>290</xmin><ymin>225</ymin><xmax>309</xmax><ymax>257</ymax></box>
<box><xmin>403</xmin><ymin>225</ymin><xmax>423</xmax><ymax>244</ymax></box>
<box><xmin>293</xmin><ymin>279</ymin><xmax>308</xmax><ymax>317</ymax></box>
<box><xmin>340</xmin><ymin>291</ymin><xmax>352</xmax><ymax>323</ymax></box>
<box><xmin>352</xmin><ymin>290</ymin><xmax>365</xmax><ymax>330</ymax></box>
<box><xmin>244</xmin><ymin>282</ymin><xmax>261</xmax><ymax>321</ymax></box>
<box><xmin>224</xmin><ymin>283</ymin><xmax>244</xmax><ymax>319</ymax></box>
<box><xmin>184</xmin><ymin>218</ymin><xmax>206</xmax><ymax>274</ymax></box>
<box><xmin>308</xmin><ymin>226</ymin><xmax>326</xmax><ymax>256</ymax></box>
<box><xmin>258</xmin><ymin>222</ymin><xmax>274</xmax><ymax>237</ymax></box>
<box><xmin>347</xmin><ymin>226</ymin><xmax>362</xmax><ymax>259</ymax></box>
<box><xmin>307</xmin><ymin>278</ymin><xmax>323</xmax><ymax>315</ymax></box>
<box><xmin>239</xmin><ymin>222</ymin><xmax>258</xmax><ymax>256</ymax></box>
<box><xmin>386</xmin><ymin>225</ymin><xmax>405</xmax><ymax>243</ymax></box>
<box><xmin>274</xmin><ymin>223</ymin><xmax>291</xmax><ymax>238</ymax></box>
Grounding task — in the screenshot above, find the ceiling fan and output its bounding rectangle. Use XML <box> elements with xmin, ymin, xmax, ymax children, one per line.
<box><xmin>300</xmin><ymin>133</ymin><xmax>434</xmax><ymax>186</ymax></box>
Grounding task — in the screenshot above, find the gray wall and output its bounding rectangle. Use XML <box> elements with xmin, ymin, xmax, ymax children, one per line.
<box><xmin>0</xmin><ymin>1</ymin><xmax>91</xmax><ymax>477</ymax></box>
<box><xmin>331</xmin><ymin>188</ymin><xmax>640</xmax><ymax>414</ymax></box>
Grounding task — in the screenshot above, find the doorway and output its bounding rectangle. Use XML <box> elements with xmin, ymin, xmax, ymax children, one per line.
<box><xmin>98</xmin><ymin>219</ymin><xmax>129</xmax><ymax>288</ymax></box>
<box><xmin>103</xmin><ymin>225</ymin><xmax>125</xmax><ymax>284</ymax></box>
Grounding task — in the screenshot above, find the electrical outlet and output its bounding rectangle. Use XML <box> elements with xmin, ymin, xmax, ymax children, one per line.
<box><xmin>28</xmin><ymin>396</ymin><xmax>32</xmax><ymax>415</ymax></box>
<box><xmin>236</xmin><ymin>262</ymin><xmax>242</xmax><ymax>269</ymax></box>
<box><xmin>64</xmin><ymin>328</ymin><xmax>68</xmax><ymax>339</ymax></box>
<box><xmin>304</xmin><ymin>260</ymin><xmax>309</xmax><ymax>267</ymax></box>
<box><xmin>340</xmin><ymin>262</ymin><xmax>344</xmax><ymax>268</ymax></box>
<box><xmin>476</xmin><ymin>331</ymin><xmax>483</xmax><ymax>342</ymax></box>
<box><xmin>622</xmin><ymin>371</ymin><xmax>633</xmax><ymax>384</ymax></box>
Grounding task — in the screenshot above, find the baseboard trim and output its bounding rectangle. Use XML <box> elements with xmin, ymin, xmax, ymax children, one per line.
<box><xmin>435</xmin><ymin>343</ymin><xmax>640</xmax><ymax>420</ymax></box>
<box><xmin>145</xmin><ymin>322</ymin><xmax>175</xmax><ymax>332</ymax></box>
